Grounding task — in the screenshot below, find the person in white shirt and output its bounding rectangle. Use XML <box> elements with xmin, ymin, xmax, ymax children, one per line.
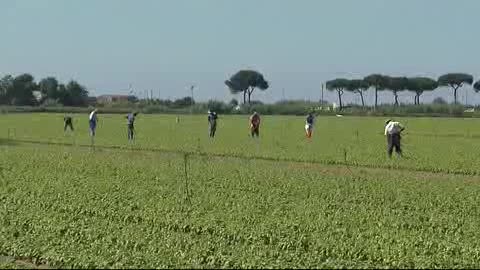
<box><xmin>384</xmin><ymin>119</ymin><xmax>405</xmax><ymax>157</ymax></box>
<box><xmin>89</xmin><ymin>109</ymin><xmax>98</xmax><ymax>137</ymax></box>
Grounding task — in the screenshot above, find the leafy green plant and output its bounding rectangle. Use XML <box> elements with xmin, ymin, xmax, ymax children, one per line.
<box><xmin>1</xmin><ymin>114</ymin><xmax>480</xmax><ymax>268</ymax></box>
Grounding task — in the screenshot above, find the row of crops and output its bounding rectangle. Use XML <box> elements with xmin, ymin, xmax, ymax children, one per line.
<box><xmin>1</xmin><ymin>114</ymin><xmax>480</xmax><ymax>175</ymax></box>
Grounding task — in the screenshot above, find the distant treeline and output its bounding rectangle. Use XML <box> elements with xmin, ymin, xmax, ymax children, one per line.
<box><xmin>326</xmin><ymin>73</ymin><xmax>480</xmax><ymax>110</ymax></box>
<box><xmin>3</xmin><ymin>71</ymin><xmax>480</xmax><ymax>116</ymax></box>
<box><xmin>2</xmin><ymin>100</ymin><xmax>479</xmax><ymax>118</ymax></box>
<box><xmin>223</xmin><ymin>70</ymin><xmax>480</xmax><ymax>110</ymax></box>
<box><xmin>0</xmin><ymin>73</ymin><xmax>89</xmax><ymax>106</ymax></box>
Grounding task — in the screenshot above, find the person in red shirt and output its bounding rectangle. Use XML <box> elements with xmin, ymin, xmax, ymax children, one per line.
<box><xmin>249</xmin><ymin>111</ymin><xmax>261</xmax><ymax>138</ymax></box>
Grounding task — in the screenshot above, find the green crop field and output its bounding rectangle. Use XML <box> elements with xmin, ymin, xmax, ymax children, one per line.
<box><xmin>1</xmin><ymin>113</ymin><xmax>480</xmax><ymax>268</ymax></box>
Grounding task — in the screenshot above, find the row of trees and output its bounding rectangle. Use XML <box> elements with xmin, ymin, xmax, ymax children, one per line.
<box><xmin>224</xmin><ymin>70</ymin><xmax>480</xmax><ymax>109</ymax></box>
<box><xmin>0</xmin><ymin>74</ymin><xmax>89</xmax><ymax>106</ymax></box>
<box><xmin>4</xmin><ymin>70</ymin><xmax>480</xmax><ymax>110</ymax></box>
<box><xmin>327</xmin><ymin>73</ymin><xmax>480</xmax><ymax>110</ymax></box>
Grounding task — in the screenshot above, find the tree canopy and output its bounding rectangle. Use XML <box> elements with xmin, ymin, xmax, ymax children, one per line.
<box><xmin>346</xmin><ymin>79</ymin><xmax>369</xmax><ymax>107</ymax></box>
<box><xmin>385</xmin><ymin>76</ymin><xmax>408</xmax><ymax>106</ymax></box>
<box><xmin>364</xmin><ymin>74</ymin><xmax>388</xmax><ymax>108</ymax></box>
<box><xmin>0</xmin><ymin>75</ymin><xmax>14</xmax><ymax>104</ymax></box>
<box><xmin>0</xmin><ymin>74</ymin><xmax>89</xmax><ymax>106</ymax></box>
<box><xmin>326</xmin><ymin>78</ymin><xmax>349</xmax><ymax>110</ymax></box>
<box><xmin>38</xmin><ymin>77</ymin><xmax>59</xmax><ymax>103</ymax></box>
<box><xmin>474</xmin><ymin>80</ymin><xmax>480</xmax><ymax>93</ymax></box>
<box><xmin>438</xmin><ymin>73</ymin><xmax>474</xmax><ymax>87</ymax></box>
<box><xmin>11</xmin><ymin>73</ymin><xmax>38</xmax><ymax>106</ymax></box>
<box><xmin>225</xmin><ymin>70</ymin><xmax>269</xmax><ymax>105</ymax></box>
<box><xmin>65</xmin><ymin>81</ymin><xmax>89</xmax><ymax>106</ymax></box>
<box><xmin>406</xmin><ymin>77</ymin><xmax>438</xmax><ymax>104</ymax></box>
<box><xmin>438</xmin><ymin>73</ymin><xmax>473</xmax><ymax>104</ymax></box>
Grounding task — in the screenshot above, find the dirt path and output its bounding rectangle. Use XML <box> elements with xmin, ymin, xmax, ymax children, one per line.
<box><xmin>0</xmin><ymin>255</ymin><xmax>50</xmax><ymax>269</ymax></box>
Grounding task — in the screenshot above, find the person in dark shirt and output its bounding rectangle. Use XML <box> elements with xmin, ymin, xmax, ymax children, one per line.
<box><xmin>64</xmin><ymin>115</ymin><xmax>74</xmax><ymax>132</ymax></box>
<box><xmin>305</xmin><ymin>113</ymin><xmax>315</xmax><ymax>138</ymax></box>
<box><xmin>126</xmin><ymin>112</ymin><xmax>138</xmax><ymax>141</ymax></box>
<box><xmin>208</xmin><ymin>110</ymin><xmax>218</xmax><ymax>138</ymax></box>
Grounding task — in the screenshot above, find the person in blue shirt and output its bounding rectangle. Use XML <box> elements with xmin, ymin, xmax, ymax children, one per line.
<box><xmin>88</xmin><ymin>109</ymin><xmax>98</xmax><ymax>137</ymax></box>
<box><xmin>126</xmin><ymin>112</ymin><xmax>138</xmax><ymax>141</ymax></box>
<box><xmin>305</xmin><ymin>113</ymin><xmax>315</xmax><ymax>138</ymax></box>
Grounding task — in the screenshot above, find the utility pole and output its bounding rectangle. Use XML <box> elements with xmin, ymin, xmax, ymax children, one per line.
<box><xmin>190</xmin><ymin>85</ymin><xmax>195</xmax><ymax>102</ymax></box>
<box><xmin>321</xmin><ymin>83</ymin><xmax>324</xmax><ymax>104</ymax></box>
<box><xmin>190</xmin><ymin>85</ymin><xmax>195</xmax><ymax>114</ymax></box>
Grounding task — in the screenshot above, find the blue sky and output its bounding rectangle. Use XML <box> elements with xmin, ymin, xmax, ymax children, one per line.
<box><xmin>1</xmin><ymin>0</ymin><xmax>479</xmax><ymax>104</ymax></box>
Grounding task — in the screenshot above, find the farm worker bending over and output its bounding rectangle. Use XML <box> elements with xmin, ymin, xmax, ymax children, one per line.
<box><xmin>126</xmin><ymin>112</ymin><xmax>138</xmax><ymax>141</ymax></box>
<box><xmin>89</xmin><ymin>109</ymin><xmax>98</xmax><ymax>137</ymax></box>
<box><xmin>64</xmin><ymin>114</ymin><xmax>74</xmax><ymax>132</ymax></box>
<box><xmin>208</xmin><ymin>110</ymin><xmax>218</xmax><ymax>138</ymax></box>
<box><xmin>305</xmin><ymin>113</ymin><xmax>315</xmax><ymax>138</ymax></box>
<box><xmin>249</xmin><ymin>111</ymin><xmax>261</xmax><ymax>138</ymax></box>
<box><xmin>384</xmin><ymin>119</ymin><xmax>405</xmax><ymax>157</ymax></box>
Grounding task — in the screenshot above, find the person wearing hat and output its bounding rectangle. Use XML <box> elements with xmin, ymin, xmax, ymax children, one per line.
<box><xmin>384</xmin><ymin>119</ymin><xmax>405</xmax><ymax>157</ymax></box>
<box><xmin>126</xmin><ymin>112</ymin><xmax>139</xmax><ymax>141</ymax></box>
<box><xmin>305</xmin><ymin>112</ymin><xmax>315</xmax><ymax>138</ymax></box>
<box><xmin>207</xmin><ymin>110</ymin><xmax>218</xmax><ymax>138</ymax></box>
<box><xmin>88</xmin><ymin>109</ymin><xmax>99</xmax><ymax>137</ymax></box>
<box><xmin>249</xmin><ymin>111</ymin><xmax>261</xmax><ymax>138</ymax></box>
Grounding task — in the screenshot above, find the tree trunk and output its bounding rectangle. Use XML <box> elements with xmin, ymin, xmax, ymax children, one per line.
<box><xmin>374</xmin><ymin>86</ymin><xmax>378</xmax><ymax>110</ymax></box>
<box><xmin>359</xmin><ymin>91</ymin><xmax>365</xmax><ymax>107</ymax></box>
<box><xmin>416</xmin><ymin>94</ymin><xmax>420</xmax><ymax>105</ymax></box>
<box><xmin>247</xmin><ymin>87</ymin><xmax>255</xmax><ymax>105</ymax></box>
<box><xmin>337</xmin><ymin>90</ymin><xmax>343</xmax><ymax>110</ymax></box>
<box><xmin>453</xmin><ymin>85</ymin><xmax>459</xmax><ymax>104</ymax></box>
<box><xmin>243</xmin><ymin>91</ymin><xmax>247</xmax><ymax>104</ymax></box>
<box><xmin>394</xmin><ymin>91</ymin><xmax>399</xmax><ymax>106</ymax></box>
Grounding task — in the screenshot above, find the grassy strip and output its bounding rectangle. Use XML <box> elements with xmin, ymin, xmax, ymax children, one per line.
<box><xmin>3</xmin><ymin>137</ymin><xmax>478</xmax><ymax>177</ymax></box>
